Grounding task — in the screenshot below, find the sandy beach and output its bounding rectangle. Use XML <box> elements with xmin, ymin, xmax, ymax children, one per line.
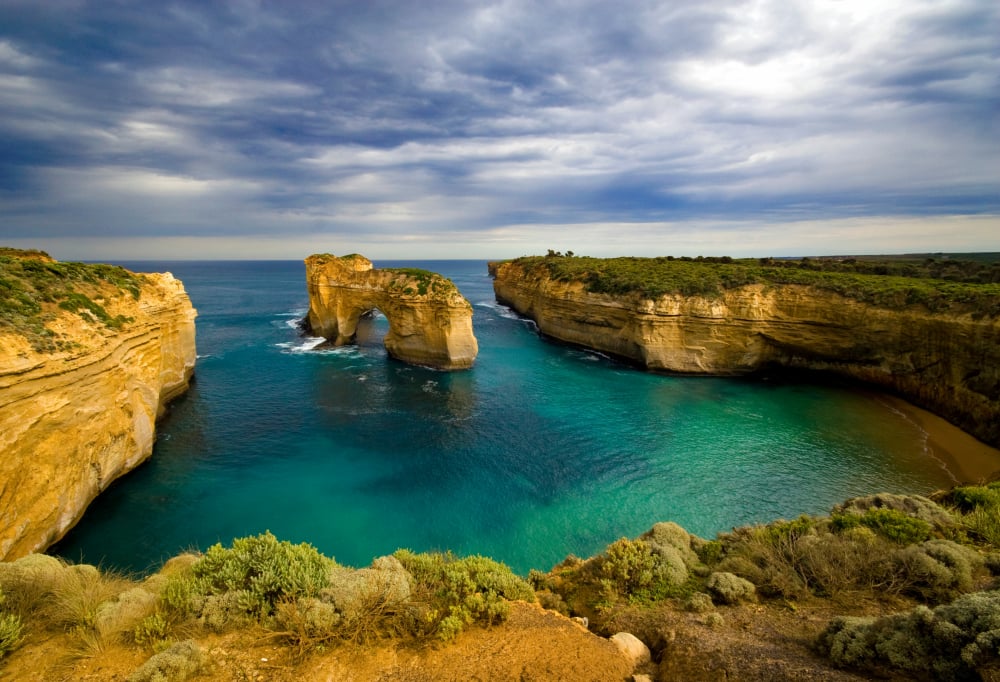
<box><xmin>878</xmin><ymin>394</ymin><xmax>1000</xmax><ymax>486</ymax></box>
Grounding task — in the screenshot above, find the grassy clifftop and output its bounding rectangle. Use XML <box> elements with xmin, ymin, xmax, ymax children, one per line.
<box><xmin>0</xmin><ymin>248</ymin><xmax>144</xmax><ymax>353</ymax></box>
<box><xmin>503</xmin><ymin>254</ymin><xmax>1000</xmax><ymax>317</ymax></box>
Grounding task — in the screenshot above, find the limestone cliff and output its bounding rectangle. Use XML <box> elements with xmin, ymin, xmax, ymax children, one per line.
<box><xmin>305</xmin><ymin>254</ymin><xmax>478</xmax><ymax>370</ymax></box>
<box><xmin>492</xmin><ymin>259</ymin><xmax>1000</xmax><ymax>448</ymax></box>
<box><xmin>0</xmin><ymin>252</ymin><xmax>196</xmax><ymax>560</ymax></box>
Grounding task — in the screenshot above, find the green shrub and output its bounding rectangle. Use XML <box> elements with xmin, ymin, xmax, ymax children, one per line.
<box><xmin>695</xmin><ymin>539</ymin><xmax>723</xmax><ymax>567</ymax></box>
<box><xmin>948</xmin><ymin>485</ymin><xmax>1000</xmax><ymax>513</ymax></box>
<box><xmin>639</xmin><ymin>522</ymin><xmax>699</xmax><ymax>568</ymax></box>
<box><xmin>394</xmin><ymin>550</ymin><xmax>534</xmax><ymax>641</ymax></box>
<box><xmin>0</xmin><ymin>612</ymin><xmax>22</xmax><ymax>659</ymax></box>
<box><xmin>685</xmin><ymin>592</ymin><xmax>714</xmax><ymax>613</ymax></box>
<box><xmin>895</xmin><ymin>539</ymin><xmax>983</xmax><ymax>601</ymax></box>
<box><xmin>706</xmin><ymin>572</ymin><xmax>756</xmax><ymax>605</ymax></box>
<box><xmin>0</xmin><ymin>554</ymin><xmax>66</xmax><ymax>617</ymax></box>
<box><xmin>126</xmin><ymin>639</ymin><xmax>205</xmax><ymax>682</ymax></box>
<box><xmin>595</xmin><ymin>537</ymin><xmax>688</xmax><ymax>602</ymax></box>
<box><xmin>133</xmin><ymin>613</ymin><xmax>169</xmax><ymax>649</ymax></box>
<box><xmin>832</xmin><ymin>508</ymin><xmax>933</xmax><ymax>545</ymax></box>
<box><xmin>961</xmin><ymin>507</ymin><xmax>1000</xmax><ymax>547</ymax></box>
<box><xmin>190</xmin><ymin>532</ymin><xmax>333</xmax><ymax>618</ymax></box>
<box><xmin>0</xmin><ymin>588</ymin><xmax>24</xmax><ymax>659</ymax></box>
<box><xmin>599</xmin><ymin>538</ymin><xmax>658</xmax><ymax>598</ymax></box>
<box><xmin>717</xmin><ymin>520</ymin><xmax>906</xmax><ymax>599</ymax></box>
<box><xmin>818</xmin><ymin>590</ymin><xmax>1000</xmax><ymax>681</ymax></box>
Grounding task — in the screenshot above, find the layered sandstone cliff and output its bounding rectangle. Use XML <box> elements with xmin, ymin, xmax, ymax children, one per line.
<box><xmin>492</xmin><ymin>259</ymin><xmax>1000</xmax><ymax>448</ymax></box>
<box><xmin>305</xmin><ymin>254</ymin><xmax>478</xmax><ymax>370</ymax></box>
<box><xmin>0</xmin><ymin>253</ymin><xmax>196</xmax><ymax>560</ymax></box>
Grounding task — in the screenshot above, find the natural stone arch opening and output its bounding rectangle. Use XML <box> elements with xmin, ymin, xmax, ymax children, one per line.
<box><xmin>304</xmin><ymin>254</ymin><xmax>478</xmax><ymax>370</ymax></box>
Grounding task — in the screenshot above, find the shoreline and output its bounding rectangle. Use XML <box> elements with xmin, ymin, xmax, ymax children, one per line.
<box><xmin>877</xmin><ymin>393</ymin><xmax>1000</xmax><ymax>486</ymax></box>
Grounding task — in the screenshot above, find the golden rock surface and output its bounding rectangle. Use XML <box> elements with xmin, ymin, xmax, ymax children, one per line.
<box><xmin>0</xmin><ymin>269</ymin><xmax>196</xmax><ymax>560</ymax></box>
<box><xmin>305</xmin><ymin>254</ymin><xmax>478</xmax><ymax>370</ymax></box>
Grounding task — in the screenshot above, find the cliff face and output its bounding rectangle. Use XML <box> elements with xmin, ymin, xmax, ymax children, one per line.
<box><xmin>0</xmin><ymin>261</ymin><xmax>196</xmax><ymax>560</ymax></box>
<box><xmin>492</xmin><ymin>260</ymin><xmax>1000</xmax><ymax>447</ymax></box>
<box><xmin>305</xmin><ymin>254</ymin><xmax>478</xmax><ymax>370</ymax></box>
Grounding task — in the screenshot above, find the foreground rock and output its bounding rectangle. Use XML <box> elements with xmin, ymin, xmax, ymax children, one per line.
<box><xmin>0</xmin><ymin>251</ymin><xmax>196</xmax><ymax>559</ymax></box>
<box><xmin>491</xmin><ymin>258</ymin><xmax>1000</xmax><ymax>447</ymax></box>
<box><xmin>305</xmin><ymin>253</ymin><xmax>478</xmax><ymax>370</ymax></box>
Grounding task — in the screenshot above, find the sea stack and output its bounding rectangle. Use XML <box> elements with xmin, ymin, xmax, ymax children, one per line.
<box><xmin>304</xmin><ymin>253</ymin><xmax>478</xmax><ymax>370</ymax></box>
<box><xmin>0</xmin><ymin>249</ymin><xmax>197</xmax><ymax>560</ymax></box>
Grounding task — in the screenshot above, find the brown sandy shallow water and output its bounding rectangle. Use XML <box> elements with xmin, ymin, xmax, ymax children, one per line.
<box><xmin>876</xmin><ymin>394</ymin><xmax>1000</xmax><ymax>485</ymax></box>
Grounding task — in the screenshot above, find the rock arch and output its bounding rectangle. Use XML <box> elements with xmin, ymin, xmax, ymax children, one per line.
<box><xmin>304</xmin><ymin>254</ymin><xmax>478</xmax><ymax>370</ymax></box>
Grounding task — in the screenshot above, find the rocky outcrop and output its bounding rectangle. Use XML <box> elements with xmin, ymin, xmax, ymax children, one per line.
<box><xmin>492</xmin><ymin>260</ymin><xmax>1000</xmax><ymax>447</ymax></box>
<box><xmin>305</xmin><ymin>254</ymin><xmax>478</xmax><ymax>370</ymax></box>
<box><xmin>0</xmin><ymin>257</ymin><xmax>196</xmax><ymax>560</ymax></box>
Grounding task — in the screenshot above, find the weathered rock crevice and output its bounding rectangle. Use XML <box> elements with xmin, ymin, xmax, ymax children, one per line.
<box><xmin>305</xmin><ymin>254</ymin><xmax>478</xmax><ymax>370</ymax></box>
<box><xmin>0</xmin><ymin>265</ymin><xmax>196</xmax><ymax>560</ymax></box>
<box><xmin>492</xmin><ymin>260</ymin><xmax>1000</xmax><ymax>448</ymax></box>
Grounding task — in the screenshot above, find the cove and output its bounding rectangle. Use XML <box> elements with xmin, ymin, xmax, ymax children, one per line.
<box><xmin>53</xmin><ymin>260</ymin><xmax>959</xmax><ymax>575</ymax></box>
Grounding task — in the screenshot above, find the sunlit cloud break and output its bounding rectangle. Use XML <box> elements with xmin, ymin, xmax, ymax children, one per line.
<box><xmin>0</xmin><ymin>0</ymin><xmax>997</xmax><ymax>259</ymax></box>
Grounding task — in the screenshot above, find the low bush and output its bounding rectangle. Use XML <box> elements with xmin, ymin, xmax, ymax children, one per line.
<box><xmin>0</xmin><ymin>589</ymin><xmax>23</xmax><ymax>659</ymax></box>
<box><xmin>894</xmin><ymin>540</ymin><xmax>983</xmax><ymax>602</ymax></box>
<box><xmin>706</xmin><ymin>572</ymin><xmax>756</xmax><ymax>605</ymax></box>
<box><xmin>834</xmin><ymin>493</ymin><xmax>956</xmax><ymax>529</ymax></box>
<box><xmin>190</xmin><ymin>532</ymin><xmax>333</xmax><ymax>619</ymax></box>
<box><xmin>596</xmin><ymin>537</ymin><xmax>689</xmax><ymax>602</ymax></box>
<box><xmin>685</xmin><ymin>592</ymin><xmax>714</xmax><ymax>613</ymax></box>
<box><xmin>818</xmin><ymin>589</ymin><xmax>1000</xmax><ymax>681</ymax></box>
<box><xmin>394</xmin><ymin>550</ymin><xmax>534</xmax><ymax>642</ymax></box>
<box><xmin>717</xmin><ymin>517</ymin><xmax>919</xmax><ymax>599</ymax></box>
<box><xmin>832</xmin><ymin>508</ymin><xmax>933</xmax><ymax>545</ymax></box>
<box><xmin>126</xmin><ymin>639</ymin><xmax>206</xmax><ymax>682</ymax></box>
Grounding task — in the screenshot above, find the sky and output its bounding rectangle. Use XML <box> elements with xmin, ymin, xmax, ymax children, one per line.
<box><xmin>0</xmin><ymin>0</ymin><xmax>998</xmax><ymax>261</ymax></box>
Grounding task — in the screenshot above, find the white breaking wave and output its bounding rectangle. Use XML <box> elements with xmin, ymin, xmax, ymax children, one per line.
<box><xmin>275</xmin><ymin>337</ymin><xmax>365</xmax><ymax>356</ymax></box>
<box><xmin>475</xmin><ymin>300</ymin><xmax>523</xmax><ymax>321</ymax></box>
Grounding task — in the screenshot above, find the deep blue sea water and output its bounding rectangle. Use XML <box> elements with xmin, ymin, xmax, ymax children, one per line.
<box><xmin>53</xmin><ymin>260</ymin><xmax>954</xmax><ymax>574</ymax></box>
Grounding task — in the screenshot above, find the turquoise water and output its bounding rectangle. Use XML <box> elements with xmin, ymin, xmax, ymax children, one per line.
<box><xmin>53</xmin><ymin>260</ymin><xmax>954</xmax><ymax>574</ymax></box>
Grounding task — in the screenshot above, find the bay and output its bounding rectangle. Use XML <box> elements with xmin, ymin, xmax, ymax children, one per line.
<box><xmin>53</xmin><ymin>260</ymin><xmax>953</xmax><ymax>574</ymax></box>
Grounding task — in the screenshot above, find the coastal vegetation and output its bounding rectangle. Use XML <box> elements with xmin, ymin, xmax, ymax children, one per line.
<box><xmin>1</xmin><ymin>482</ymin><xmax>997</xmax><ymax>679</ymax></box>
<box><xmin>508</xmin><ymin>253</ymin><xmax>1000</xmax><ymax>317</ymax></box>
<box><xmin>0</xmin><ymin>248</ymin><xmax>142</xmax><ymax>351</ymax></box>
<box><xmin>384</xmin><ymin>267</ymin><xmax>452</xmax><ymax>297</ymax></box>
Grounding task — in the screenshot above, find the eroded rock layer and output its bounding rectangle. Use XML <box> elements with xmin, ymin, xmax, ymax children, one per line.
<box><xmin>492</xmin><ymin>260</ymin><xmax>1000</xmax><ymax>447</ymax></box>
<box><xmin>0</xmin><ymin>258</ymin><xmax>196</xmax><ymax>560</ymax></box>
<box><xmin>305</xmin><ymin>254</ymin><xmax>478</xmax><ymax>370</ymax></box>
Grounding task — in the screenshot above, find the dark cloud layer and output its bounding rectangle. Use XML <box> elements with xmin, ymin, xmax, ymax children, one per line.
<box><xmin>0</xmin><ymin>0</ymin><xmax>997</xmax><ymax>258</ymax></box>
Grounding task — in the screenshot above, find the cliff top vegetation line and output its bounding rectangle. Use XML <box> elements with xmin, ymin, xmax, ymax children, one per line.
<box><xmin>503</xmin><ymin>254</ymin><xmax>1000</xmax><ymax>317</ymax></box>
<box><xmin>0</xmin><ymin>248</ymin><xmax>145</xmax><ymax>352</ymax></box>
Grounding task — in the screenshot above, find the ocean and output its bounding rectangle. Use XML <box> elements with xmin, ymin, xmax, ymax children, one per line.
<box><xmin>52</xmin><ymin>260</ymin><xmax>954</xmax><ymax>574</ymax></box>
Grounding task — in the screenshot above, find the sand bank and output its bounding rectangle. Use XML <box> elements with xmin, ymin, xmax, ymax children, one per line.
<box><xmin>878</xmin><ymin>394</ymin><xmax>1000</xmax><ymax>485</ymax></box>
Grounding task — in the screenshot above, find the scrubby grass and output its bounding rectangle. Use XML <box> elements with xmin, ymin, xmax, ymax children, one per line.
<box><xmin>504</xmin><ymin>255</ymin><xmax>1000</xmax><ymax>317</ymax></box>
<box><xmin>818</xmin><ymin>590</ymin><xmax>1000</xmax><ymax>681</ymax></box>
<box><xmin>938</xmin><ymin>481</ymin><xmax>1000</xmax><ymax>547</ymax></box>
<box><xmin>0</xmin><ymin>249</ymin><xmax>144</xmax><ymax>351</ymax></box>
<box><xmin>0</xmin><ymin>534</ymin><xmax>540</xmax><ymax>675</ymax></box>
<box><xmin>385</xmin><ymin>267</ymin><xmax>457</xmax><ymax>297</ymax></box>
<box><xmin>394</xmin><ymin>550</ymin><xmax>535</xmax><ymax>642</ymax></box>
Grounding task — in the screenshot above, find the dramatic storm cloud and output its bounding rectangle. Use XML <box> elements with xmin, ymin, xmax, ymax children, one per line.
<box><xmin>1</xmin><ymin>0</ymin><xmax>997</xmax><ymax>259</ymax></box>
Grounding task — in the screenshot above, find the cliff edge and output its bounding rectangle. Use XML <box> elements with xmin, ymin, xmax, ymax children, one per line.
<box><xmin>305</xmin><ymin>253</ymin><xmax>478</xmax><ymax>370</ymax></box>
<box><xmin>0</xmin><ymin>250</ymin><xmax>196</xmax><ymax>560</ymax></box>
<box><xmin>492</xmin><ymin>256</ymin><xmax>1000</xmax><ymax>448</ymax></box>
